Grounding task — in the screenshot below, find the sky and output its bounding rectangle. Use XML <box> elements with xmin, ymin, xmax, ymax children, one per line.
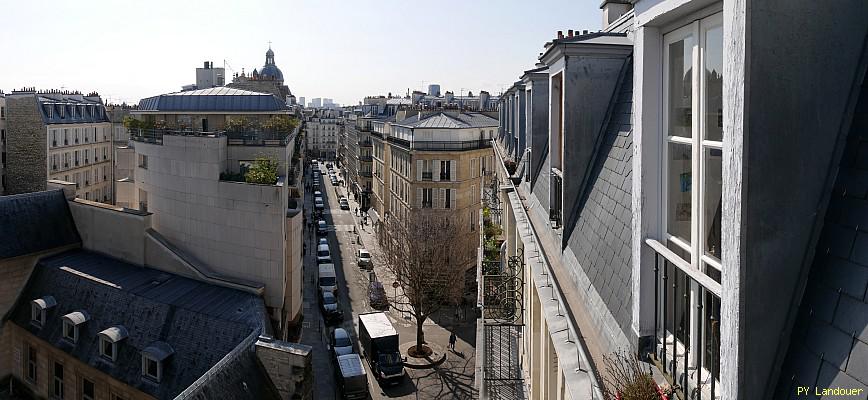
<box><xmin>0</xmin><ymin>1</ymin><xmax>599</xmax><ymax>106</ymax></box>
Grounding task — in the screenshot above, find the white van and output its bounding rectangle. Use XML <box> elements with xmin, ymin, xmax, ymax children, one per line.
<box><xmin>318</xmin><ymin>263</ymin><xmax>337</xmax><ymax>294</ymax></box>
<box><xmin>317</xmin><ymin>244</ymin><xmax>332</xmax><ymax>264</ymax></box>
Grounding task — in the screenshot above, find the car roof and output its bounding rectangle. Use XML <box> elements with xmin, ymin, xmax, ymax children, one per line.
<box><xmin>318</xmin><ymin>220</ymin><xmax>326</xmax><ymax>225</ymax></box>
<box><xmin>333</xmin><ymin>327</ymin><xmax>349</xmax><ymax>339</ymax></box>
<box><xmin>321</xmin><ymin>290</ymin><xmax>335</xmax><ymax>300</ymax></box>
<box><xmin>318</xmin><ymin>244</ymin><xmax>329</xmax><ymax>250</ymax></box>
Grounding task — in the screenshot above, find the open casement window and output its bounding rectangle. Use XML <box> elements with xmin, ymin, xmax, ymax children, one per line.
<box><xmin>657</xmin><ymin>11</ymin><xmax>723</xmax><ymax>396</ymax></box>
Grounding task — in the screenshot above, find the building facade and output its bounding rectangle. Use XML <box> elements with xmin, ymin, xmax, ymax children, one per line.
<box><xmin>1</xmin><ymin>92</ymin><xmax>6</xmax><ymax>195</ymax></box>
<box><xmin>304</xmin><ymin>108</ymin><xmax>340</xmax><ymax>160</ymax></box>
<box><xmin>119</xmin><ymin>87</ymin><xmax>305</xmax><ymax>337</ymax></box>
<box><xmin>4</xmin><ymin>89</ymin><xmax>113</xmax><ymax>201</ymax></box>
<box><xmin>366</xmin><ymin>111</ymin><xmax>498</xmax><ymax>279</ymax></box>
<box><xmin>0</xmin><ymin>189</ymin><xmax>312</xmax><ymax>400</ymax></box>
<box><xmin>477</xmin><ymin>1</ymin><xmax>868</xmax><ymax>400</ymax></box>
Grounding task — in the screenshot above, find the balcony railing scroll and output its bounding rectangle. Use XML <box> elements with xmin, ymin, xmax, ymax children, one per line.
<box><xmin>645</xmin><ymin>238</ymin><xmax>721</xmax><ymax>400</ymax></box>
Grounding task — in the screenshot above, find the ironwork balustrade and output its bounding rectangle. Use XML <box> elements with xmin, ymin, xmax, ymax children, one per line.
<box><xmin>646</xmin><ymin>238</ymin><xmax>721</xmax><ymax>400</ymax></box>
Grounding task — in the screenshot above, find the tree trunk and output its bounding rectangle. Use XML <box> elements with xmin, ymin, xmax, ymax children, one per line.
<box><xmin>415</xmin><ymin>315</ymin><xmax>426</xmax><ymax>351</ymax></box>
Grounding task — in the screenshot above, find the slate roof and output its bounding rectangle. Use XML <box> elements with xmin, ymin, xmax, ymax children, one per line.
<box><xmin>0</xmin><ymin>190</ymin><xmax>81</xmax><ymax>259</ymax></box>
<box><xmin>564</xmin><ymin>57</ymin><xmax>635</xmax><ymax>338</ymax></box>
<box><xmin>35</xmin><ymin>95</ymin><xmax>109</xmax><ymax>125</ymax></box>
<box><xmin>8</xmin><ymin>250</ymin><xmax>276</xmax><ymax>399</ymax></box>
<box><xmin>774</xmin><ymin>75</ymin><xmax>868</xmax><ymax>398</ymax></box>
<box><xmin>394</xmin><ymin>112</ymin><xmax>498</xmax><ymax>129</ymax></box>
<box><xmin>137</xmin><ymin>88</ymin><xmax>286</xmax><ymax>112</ymax></box>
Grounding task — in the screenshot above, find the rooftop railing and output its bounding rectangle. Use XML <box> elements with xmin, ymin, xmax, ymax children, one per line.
<box><xmin>130</xmin><ymin>128</ymin><xmax>293</xmax><ymax>146</ymax></box>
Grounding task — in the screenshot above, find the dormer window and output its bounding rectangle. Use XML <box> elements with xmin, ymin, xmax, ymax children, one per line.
<box><xmin>30</xmin><ymin>296</ymin><xmax>56</xmax><ymax>328</ymax></box>
<box><xmin>98</xmin><ymin>325</ymin><xmax>128</xmax><ymax>362</ymax></box>
<box><xmin>61</xmin><ymin>311</ymin><xmax>90</xmax><ymax>344</ymax></box>
<box><xmin>141</xmin><ymin>342</ymin><xmax>174</xmax><ymax>383</ymax></box>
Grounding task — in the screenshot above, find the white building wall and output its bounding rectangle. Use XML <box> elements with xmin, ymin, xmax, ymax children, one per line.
<box><xmin>133</xmin><ymin>135</ymin><xmax>288</xmax><ymax>311</ymax></box>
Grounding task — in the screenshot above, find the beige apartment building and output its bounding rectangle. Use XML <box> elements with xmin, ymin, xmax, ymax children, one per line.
<box><xmin>4</xmin><ymin>89</ymin><xmax>112</xmax><ymax>201</ymax></box>
<box><xmin>368</xmin><ymin>110</ymin><xmax>497</xmax><ymax>277</ymax></box>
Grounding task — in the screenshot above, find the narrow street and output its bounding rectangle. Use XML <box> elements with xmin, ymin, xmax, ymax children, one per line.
<box><xmin>300</xmin><ymin>162</ymin><xmax>478</xmax><ymax>400</ymax></box>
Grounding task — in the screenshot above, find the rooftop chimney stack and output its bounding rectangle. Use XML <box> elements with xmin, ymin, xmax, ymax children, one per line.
<box><xmin>568</xmin><ymin>29</ymin><xmax>574</xmax><ymax>37</ymax></box>
<box><xmin>600</xmin><ymin>0</ymin><xmax>632</xmax><ymax>31</ymax></box>
<box><xmin>557</xmin><ymin>30</ymin><xmax>564</xmax><ymax>39</ymax></box>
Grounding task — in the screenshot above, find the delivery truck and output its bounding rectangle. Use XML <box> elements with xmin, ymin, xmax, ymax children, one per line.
<box><xmin>358</xmin><ymin>312</ymin><xmax>405</xmax><ymax>384</ymax></box>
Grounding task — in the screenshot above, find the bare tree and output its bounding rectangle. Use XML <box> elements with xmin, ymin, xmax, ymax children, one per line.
<box><xmin>379</xmin><ymin>210</ymin><xmax>474</xmax><ymax>354</ymax></box>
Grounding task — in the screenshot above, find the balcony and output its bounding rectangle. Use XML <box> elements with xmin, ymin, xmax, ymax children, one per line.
<box><xmin>550</xmin><ymin>168</ymin><xmax>563</xmax><ymax>228</ymax></box>
<box><xmin>645</xmin><ymin>239</ymin><xmax>721</xmax><ymax>400</ymax></box>
<box><xmin>130</xmin><ymin>128</ymin><xmax>295</xmax><ymax>147</ymax></box>
<box><xmin>359</xmin><ymin>155</ymin><xmax>373</xmax><ymax>162</ymax></box>
<box><xmin>410</xmin><ymin>139</ymin><xmax>491</xmax><ymax>151</ymax></box>
<box><xmin>422</xmin><ymin>172</ymin><xmax>433</xmax><ymax>180</ymax></box>
<box><xmin>358</xmin><ymin>140</ymin><xmax>373</xmax><ymax>147</ymax></box>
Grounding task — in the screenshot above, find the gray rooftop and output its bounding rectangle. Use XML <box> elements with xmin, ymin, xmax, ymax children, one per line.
<box><xmin>137</xmin><ymin>87</ymin><xmax>287</xmax><ymax>112</ymax></box>
<box><xmin>8</xmin><ymin>250</ymin><xmax>275</xmax><ymax>399</ymax></box>
<box><xmin>0</xmin><ymin>190</ymin><xmax>81</xmax><ymax>259</ymax></box>
<box><xmin>395</xmin><ymin>112</ymin><xmax>498</xmax><ymax>129</ymax></box>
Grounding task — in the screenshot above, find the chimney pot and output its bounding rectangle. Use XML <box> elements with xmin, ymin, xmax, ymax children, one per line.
<box><xmin>583</xmin><ymin>29</ymin><xmax>589</xmax><ymax>35</ymax></box>
<box><xmin>568</xmin><ymin>29</ymin><xmax>574</xmax><ymax>37</ymax></box>
<box><xmin>557</xmin><ymin>30</ymin><xmax>564</xmax><ymax>39</ymax></box>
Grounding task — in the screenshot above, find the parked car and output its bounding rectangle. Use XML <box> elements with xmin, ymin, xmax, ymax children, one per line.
<box><xmin>320</xmin><ymin>290</ymin><xmax>343</xmax><ymax>323</ymax></box>
<box><xmin>318</xmin><ymin>263</ymin><xmax>337</xmax><ymax>294</ymax></box>
<box><xmin>314</xmin><ymin>190</ymin><xmax>322</xmax><ymax>197</ymax></box>
<box><xmin>319</xmin><ymin>237</ymin><xmax>328</xmax><ymax>245</ymax></box>
<box><xmin>335</xmin><ymin>354</ymin><xmax>369</xmax><ymax>400</ymax></box>
<box><xmin>326</xmin><ymin>163</ymin><xmax>333</xmax><ymax>169</ymax></box>
<box><xmin>369</xmin><ymin>281</ymin><xmax>389</xmax><ymax>310</ymax></box>
<box><xmin>317</xmin><ymin>244</ymin><xmax>332</xmax><ymax>264</ymax></box>
<box><xmin>330</xmin><ymin>327</ymin><xmax>354</xmax><ymax>356</ymax></box>
<box><xmin>340</xmin><ymin>199</ymin><xmax>350</xmax><ymax>210</ymax></box>
<box><xmin>357</xmin><ymin>249</ymin><xmax>372</xmax><ymax>269</ymax></box>
<box><xmin>317</xmin><ymin>220</ymin><xmax>328</xmax><ymax>236</ymax></box>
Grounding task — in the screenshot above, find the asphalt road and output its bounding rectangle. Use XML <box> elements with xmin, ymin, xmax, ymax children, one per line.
<box><xmin>301</xmin><ymin>164</ymin><xmax>478</xmax><ymax>400</ymax></box>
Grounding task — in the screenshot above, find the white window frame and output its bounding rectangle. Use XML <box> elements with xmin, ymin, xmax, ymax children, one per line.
<box><xmin>52</xmin><ymin>361</ymin><xmax>64</xmax><ymax>399</ymax></box>
<box><xmin>142</xmin><ymin>354</ymin><xmax>161</xmax><ymax>382</ymax></box>
<box><xmin>31</xmin><ymin>303</ymin><xmax>45</xmax><ymax>327</ymax></box>
<box><xmin>62</xmin><ymin>320</ymin><xmax>78</xmax><ymax>343</ymax></box>
<box><xmin>661</xmin><ymin>13</ymin><xmax>724</xmax><ymax>274</ymax></box>
<box><xmin>81</xmin><ymin>377</ymin><xmax>96</xmax><ymax>400</ymax></box>
<box><xmin>100</xmin><ymin>337</ymin><xmax>117</xmax><ymax>362</ymax></box>
<box><xmin>658</xmin><ymin>11</ymin><xmax>724</xmax><ymax>394</ymax></box>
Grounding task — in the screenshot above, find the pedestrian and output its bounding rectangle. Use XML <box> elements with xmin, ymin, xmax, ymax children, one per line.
<box><xmin>448</xmin><ymin>332</ymin><xmax>457</xmax><ymax>351</ymax></box>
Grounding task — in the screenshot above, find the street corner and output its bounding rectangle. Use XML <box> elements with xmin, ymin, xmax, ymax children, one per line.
<box><xmin>400</xmin><ymin>341</ymin><xmax>447</xmax><ymax>369</ymax></box>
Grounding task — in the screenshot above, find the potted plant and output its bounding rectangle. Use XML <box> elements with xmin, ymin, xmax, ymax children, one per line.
<box><xmin>603</xmin><ymin>351</ymin><xmax>672</xmax><ymax>400</ymax></box>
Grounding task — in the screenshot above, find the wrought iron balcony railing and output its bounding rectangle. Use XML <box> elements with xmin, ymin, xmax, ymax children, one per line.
<box><xmin>550</xmin><ymin>168</ymin><xmax>563</xmax><ymax>228</ymax></box>
<box><xmin>646</xmin><ymin>238</ymin><xmax>721</xmax><ymax>400</ymax></box>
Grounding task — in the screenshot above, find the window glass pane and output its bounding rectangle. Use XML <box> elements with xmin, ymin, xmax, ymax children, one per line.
<box><xmin>668</xmin><ymin>36</ymin><xmax>694</xmax><ymax>138</ymax></box>
<box><xmin>703</xmin><ymin>147</ymin><xmax>722</xmax><ymax>260</ymax></box>
<box><xmin>705</xmin><ymin>24</ymin><xmax>724</xmax><ymax>141</ymax></box>
<box><xmin>667</xmin><ymin>142</ymin><xmax>692</xmax><ymax>244</ymax></box>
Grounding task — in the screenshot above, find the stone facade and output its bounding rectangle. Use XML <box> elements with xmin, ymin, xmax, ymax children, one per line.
<box><xmin>5</xmin><ymin>95</ymin><xmax>47</xmax><ymax>195</ymax></box>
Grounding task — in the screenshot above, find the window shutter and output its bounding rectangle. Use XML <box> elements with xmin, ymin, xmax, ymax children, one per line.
<box><xmin>417</xmin><ymin>188</ymin><xmax>423</xmax><ymax>208</ymax></box>
<box><xmin>450</xmin><ymin>160</ymin><xmax>457</xmax><ymax>181</ymax></box>
<box><xmin>433</xmin><ymin>188</ymin><xmax>440</xmax><ymax>208</ymax></box>
<box><xmin>439</xmin><ymin>188</ymin><xmax>446</xmax><ymax>208</ymax></box>
<box><xmin>433</xmin><ymin>160</ymin><xmax>440</xmax><ymax>182</ymax></box>
<box><xmin>451</xmin><ymin>189</ymin><xmax>457</xmax><ymax>209</ymax></box>
<box><xmin>416</xmin><ymin>159</ymin><xmax>423</xmax><ymax>181</ymax></box>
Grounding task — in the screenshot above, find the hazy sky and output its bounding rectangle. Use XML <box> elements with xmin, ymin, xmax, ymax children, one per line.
<box><xmin>0</xmin><ymin>1</ymin><xmax>599</xmax><ymax>106</ymax></box>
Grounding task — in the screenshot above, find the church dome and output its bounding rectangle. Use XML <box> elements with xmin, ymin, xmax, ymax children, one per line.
<box><xmin>260</xmin><ymin>46</ymin><xmax>283</xmax><ymax>82</ymax></box>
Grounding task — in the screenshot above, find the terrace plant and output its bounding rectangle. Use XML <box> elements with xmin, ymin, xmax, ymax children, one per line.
<box><xmin>244</xmin><ymin>157</ymin><xmax>279</xmax><ymax>185</ymax></box>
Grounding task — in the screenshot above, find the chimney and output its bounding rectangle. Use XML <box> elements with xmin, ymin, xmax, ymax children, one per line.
<box><xmin>203</xmin><ymin>61</ymin><xmax>209</xmax><ymax>69</ymax></box>
<box><xmin>600</xmin><ymin>1</ymin><xmax>632</xmax><ymax>31</ymax></box>
<box><xmin>557</xmin><ymin>30</ymin><xmax>564</xmax><ymax>39</ymax></box>
<box><xmin>583</xmin><ymin>30</ymin><xmax>589</xmax><ymax>35</ymax></box>
<box><xmin>568</xmin><ymin>29</ymin><xmax>574</xmax><ymax>37</ymax></box>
